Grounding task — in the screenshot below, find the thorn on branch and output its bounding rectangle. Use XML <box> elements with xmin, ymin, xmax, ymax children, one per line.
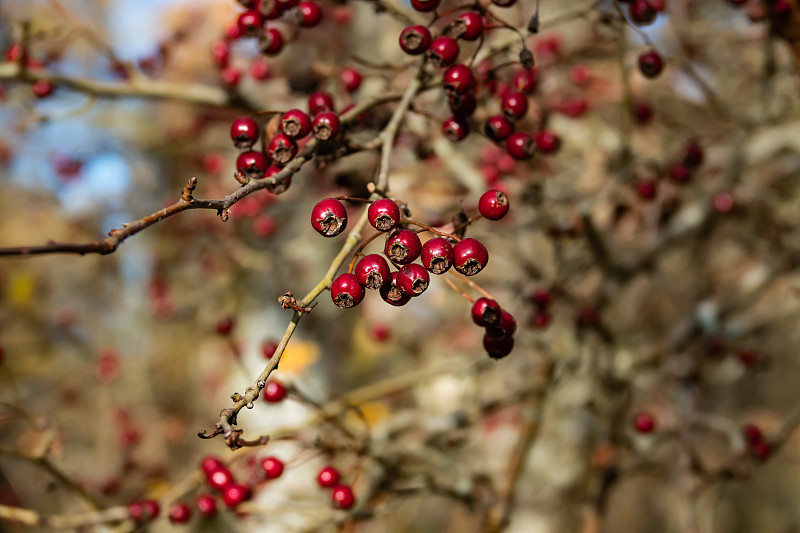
<box><xmin>278</xmin><ymin>292</ymin><xmax>317</xmax><ymax>314</ymax></box>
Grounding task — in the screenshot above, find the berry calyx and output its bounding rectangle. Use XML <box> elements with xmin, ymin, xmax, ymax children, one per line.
<box><xmin>633</xmin><ymin>411</ymin><xmax>656</xmax><ymax>433</ymax></box>
<box><xmin>317</xmin><ymin>466</ymin><xmax>340</xmax><ymax>488</ymax></box>
<box><xmin>368</xmin><ymin>198</ymin><xmax>401</xmax><ymax>231</ymax></box>
<box><xmin>168</xmin><ymin>502</ymin><xmax>192</xmax><ymax>524</ymax></box>
<box><xmin>396</xmin><ymin>264</ymin><xmax>430</xmax><ymax>297</ymax></box>
<box><xmin>380</xmin><ymin>272</ymin><xmax>412</xmax><ymax>306</ymax></box>
<box><xmin>222</xmin><ymin>484</ymin><xmax>252</xmax><ymax>508</ymax></box>
<box><xmin>478</xmin><ymin>189</ymin><xmax>510</xmax><ymax>220</ymax></box>
<box><xmin>442</xmin><ymin>116</ymin><xmax>470</xmax><ymax>142</ymax></box>
<box><xmin>471</xmin><ymin>298</ymin><xmax>502</xmax><ymax>327</ymax></box>
<box><xmin>427</xmin><ymin>37</ymin><xmax>460</xmax><ymax>68</ymax></box>
<box><xmin>331</xmin><ymin>273</ymin><xmax>366</xmax><ymax>308</ymax></box>
<box><xmin>230</xmin><ymin>117</ymin><xmax>260</xmax><ymax>150</ymax></box>
<box><xmin>399</xmin><ymin>25</ymin><xmax>432</xmax><ymax>56</ymax></box>
<box><xmin>638</xmin><ymin>50</ymin><xmax>664</xmax><ymax>78</ymax></box>
<box><xmin>261</xmin><ymin>456</ymin><xmax>285</xmax><ymax>479</ymax></box>
<box><xmin>266</xmin><ymin>133</ymin><xmax>298</xmax><ymax>164</ymax></box>
<box><xmin>312</xmin><ymin>111</ymin><xmax>341</xmax><ymax>141</ymax></box>
<box><xmin>483</xmin><ymin>333</ymin><xmax>514</xmax><ymax>359</ymax></box>
<box><xmin>281</xmin><ymin>109</ymin><xmax>312</xmax><ymax>139</ymax></box>
<box><xmin>308</xmin><ymin>91</ymin><xmax>335</xmax><ymax>115</ymax></box>
<box><xmin>501</xmin><ymin>91</ymin><xmax>529</xmax><ymax>120</ymax></box>
<box><xmin>331</xmin><ymin>485</ymin><xmax>356</xmax><ymax>509</ymax></box>
<box><xmin>354</xmin><ymin>254</ymin><xmax>391</xmax><ymax>290</ymax></box>
<box><xmin>311</xmin><ymin>198</ymin><xmax>348</xmax><ymax>237</ymax></box>
<box><xmin>453</xmin><ymin>238</ymin><xmax>489</xmax><ymax>276</ymax></box>
<box><xmin>421</xmin><ymin>237</ymin><xmax>455</xmax><ymax>274</ymax></box>
<box><xmin>384</xmin><ymin>229</ymin><xmax>422</xmax><ymax>265</ymax></box>
<box><xmin>535</xmin><ymin>131</ymin><xmax>561</xmax><ymax>154</ymax></box>
<box><xmin>505</xmin><ymin>132</ymin><xmax>534</xmax><ymax>160</ymax></box>
<box><xmin>236</xmin><ymin>150</ymin><xmax>269</xmax><ymax>180</ymax></box>
<box><xmin>264</xmin><ymin>380</ymin><xmax>287</xmax><ymax>402</ymax></box>
<box><xmin>484</xmin><ymin>115</ymin><xmax>514</xmax><ymax>142</ymax></box>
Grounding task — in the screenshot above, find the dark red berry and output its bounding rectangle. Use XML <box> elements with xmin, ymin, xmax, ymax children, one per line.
<box><xmin>683</xmin><ymin>141</ymin><xmax>704</xmax><ymax>168</ymax></box>
<box><xmin>215</xmin><ymin>317</ymin><xmax>235</xmax><ymax>336</ymax></box>
<box><xmin>410</xmin><ymin>0</ymin><xmax>440</xmax><ymax>11</ymax></box>
<box><xmin>629</xmin><ymin>0</ymin><xmax>657</xmax><ymax>25</ymax></box>
<box><xmin>442</xmin><ymin>116</ymin><xmax>470</xmax><ymax>142</ymax></box>
<box><xmin>237</xmin><ymin>10</ymin><xmax>264</xmax><ymax>37</ymax></box>
<box><xmin>484</xmin><ymin>115</ymin><xmax>514</xmax><ymax>142</ymax></box>
<box><xmin>281</xmin><ymin>109</ymin><xmax>311</xmax><ymax>138</ymax></box>
<box><xmin>632</xmin><ymin>100</ymin><xmax>654</xmax><ymax>124</ymax></box>
<box><xmin>317</xmin><ymin>466</ymin><xmax>340</xmax><ymax>488</ymax></box>
<box><xmin>368</xmin><ymin>198</ymin><xmax>401</xmax><ymax>231</ymax></box>
<box><xmin>449</xmin><ymin>91</ymin><xmax>477</xmax><ymax>118</ymax></box>
<box><xmin>331</xmin><ymin>485</ymin><xmax>356</xmax><ymax>509</ymax></box>
<box><xmin>384</xmin><ymin>229</ymin><xmax>422</xmax><ymax>265</ymax></box>
<box><xmin>396</xmin><ymin>264</ymin><xmax>430</xmax><ymax>297</ymax></box>
<box><xmin>443</xmin><ymin>64</ymin><xmax>475</xmax><ymax>95</ymax></box>
<box><xmin>399</xmin><ymin>25</ymin><xmax>432</xmax><ymax>55</ymax></box>
<box><xmin>486</xmin><ymin>310</ymin><xmax>517</xmax><ymax>339</ymax></box>
<box><xmin>576</xmin><ymin>307</ymin><xmax>599</xmax><ymax>328</ymax></box>
<box><xmin>331</xmin><ymin>273</ymin><xmax>365</xmax><ymax>308</ymax></box>
<box><xmin>355</xmin><ymin>254</ymin><xmax>391</xmax><ymax>290</ymax></box>
<box><xmin>312</xmin><ymin>111</ymin><xmax>341</xmax><ymax>141</ymax></box>
<box><xmin>531</xmin><ymin>289</ymin><xmax>551</xmax><ymax>309</ymax></box>
<box><xmin>633</xmin><ymin>411</ymin><xmax>656</xmax><ymax>434</ymax></box>
<box><xmin>535</xmin><ymin>131</ymin><xmax>561</xmax><ymax>154</ymax></box>
<box><xmin>471</xmin><ymin>297</ymin><xmax>502</xmax><ymax>327</ymax></box>
<box><xmin>340</xmin><ymin>68</ymin><xmax>363</xmax><ymax>92</ymax></box>
<box><xmin>749</xmin><ymin>440</ymin><xmax>772</xmax><ymax>461</ymax></box>
<box><xmin>380</xmin><ymin>272</ymin><xmax>412</xmax><ymax>306</ymax></box>
<box><xmin>478</xmin><ymin>189</ymin><xmax>509</xmax><ymax>220</ymax></box>
<box><xmin>32</xmin><ymin>80</ymin><xmax>54</xmax><ymax>98</ymax></box>
<box><xmin>261</xmin><ymin>457</ymin><xmax>285</xmax><ymax>479</ymax></box>
<box><xmin>267</xmin><ymin>133</ymin><xmax>297</xmax><ymax>164</ymax></box>
<box><xmin>262</xmin><ymin>340</ymin><xmax>279</xmax><ymax>359</ymax></box>
<box><xmin>492</xmin><ymin>0</ymin><xmax>517</xmax><ymax>6</ymax></box>
<box><xmin>264</xmin><ymin>380</ymin><xmax>287</xmax><ymax>402</ymax></box>
<box><xmin>453</xmin><ymin>238</ymin><xmax>488</xmax><ymax>275</ymax></box>
<box><xmin>308</xmin><ymin>91</ymin><xmax>335</xmax><ymax>115</ymax></box>
<box><xmin>299</xmin><ymin>1</ymin><xmax>323</xmax><ymax>27</ymax></box>
<box><xmin>231</xmin><ymin>117</ymin><xmax>260</xmax><ymax>150</ymax></box>
<box><xmin>638</xmin><ymin>50</ymin><xmax>664</xmax><ymax>78</ymax></box>
<box><xmin>743</xmin><ymin>424</ymin><xmax>764</xmax><ymax>445</ymax></box>
<box><xmin>169</xmin><ymin>503</ymin><xmax>192</xmax><ymax>524</ymax></box>
<box><xmin>236</xmin><ymin>150</ymin><xmax>269</xmax><ymax>180</ymax></box>
<box><xmin>636</xmin><ymin>180</ymin><xmax>657</xmax><ymax>200</ymax></box>
<box><xmin>483</xmin><ymin>333</ymin><xmax>514</xmax><ymax>359</ymax></box>
<box><xmin>512</xmin><ymin>68</ymin><xmax>538</xmax><ymax>94</ymax></box>
<box><xmin>427</xmin><ymin>37</ymin><xmax>460</xmax><ymax>68</ymax></box>
<box><xmin>421</xmin><ymin>237</ymin><xmax>455</xmax><ymax>274</ymax></box>
<box><xmin>531</xmin><ymin>311</ymin><xmax>551</xmax><ymax>329</ymax></box>
<box><xmin>129</xmin><ymin>500</ymin><xmax>160</xmax><ymax>523</ymax></box>
<box><xmin>452</xmin><ymin>12</ymin><xmax>484</xmax><ymax>41</ymax></box>
<box><xmin>259</xmin><ymin>27</ymin><xmax>285</xmax><ymax>55</ymax></box>
<box><xmin>196</xmin><ymin>495</ymin><xmax>217</xmax><ymax>518</ymax></box>
<box><xmin>276</xmin><ymin>0</ymin><xmax>299</xmax><ymax>11</ymax></box>
<box><xmin>311</xmin><ymin>198</ymin><xmax>348</xmax><ymax>237</ymax></box>
<box><xmin>669</xmin><ymin>163</ymin><xmax>691</xmax><ymax>183</ymax></box>
<box><xmin>501</xmin><ymin>91</ymin><xmax>528</xmax><ymax>120</ymax></box>
<box><xmin>506</xmin><ymin>132</ymin><xmax>534</xmax><ymax>160</ymax></box>
<box><xmin>222</xmin><ymin>484</ymin><xmax>251</xmax><ymax>508</ymax></box>
<box><xmin>773</xmin><ymin>0</ymin><xmax>792</xmax><ymax>16</ymax></box>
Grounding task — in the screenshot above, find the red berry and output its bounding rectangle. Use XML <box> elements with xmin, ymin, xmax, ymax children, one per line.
<box><xmin>211</xmin><ymin>41</ymin><xmax>230</xmax><ymax>67</ymax></box>
<box><xmin>736</xmin><ymin>349</ymin><xmax>758</xmax><ymax>367</ymax></box>
<box><xmin>505</xmin><ymin>132</ymin><xmax>534</xmax><ymax>160</ymax></box>
<box><xmin>264</xmin><ymin>380</ymin><xmax>287</xmax><ymax>402</ymax></box>
<box><xmin>484</xmin><ymin>115</ymin><xmax>514</xmax><ymax>142</ymax></box>
<box><xmin>261</xmin><ymin>456</ymin><xmax>285</xmax><ymax>479</ymax></box>
<box><xmin>368</xmin><ymin>198</ymin><xmax>401</xmax><ymax>231</ymax></box>
<box><xmin>421</xmin><ymin>237</ymin><xmax>455</xmax><ymax>274</ymax></box>
<box><xmin>452</xmin><ymin>12</ymin><xmax>484</xmax><ymax>41</ymax></box>
<box><xmin>231</xmin><ymin>117</ymin><xmax>260</xmax><ymax>150</ymax></box>
<box><xmin>258</xmin><ymin>0</ymin><xmax>281</xmax><ymax>19</ymax></box>
<box><xmin>531</xmin><ymin>311</ymin><xmax>551</xmax><ymax>329</ymax></box>
<box><xmin>442</xmin><ymin>116</ymin><xmax>470</xmax><ymax>142</ymax></box>
<box><xmin>201</xmin><ymin>455</ymin><xmax>225</xmax><ymax>474</ymax></box>
<box><xmin>222</xmin><ymin>484</ymin><xmax>251</xmax><ymax>508</ymax></box>
<box><xmin>196</xmin><ymin>494</ymin><xmax>217</xmax><ymax>518</ymax></box>
<box><xmin>281</xmin><ymin>109</ymin><xmax>312</xmax><ymax>138</ymax></box>
<box><xmin>384</xmin><ymin>229</ymin><xmax>422</xmax><ymax>265</ymax></box>
<box><xmin>312</xmin><ymin>111</ymin><xmax>341</xmax><ymax>141</ymax></box>
<box><xmin>331</xmin><ymin>273</ymin><xmax>366</xmax><ymax>308</ymax></box>
<box><xmin>308</xmin><ymin>91</ymin><xmax>335</xmax><ymax>115</ymax></box>
<box><xmin>298</xmin><ymin>1</ymin><xmax>323</xmax><ymax>27</ymax></box>
<box><xmin>478</xmin><ymin>189</ymin><xmax>510</xmax><ymax>220</ymax></box>
<box><xmin>399</xmin><ymin>25</ymin><xmax>432</xmax><ymax>56</ymax></box>
<box><xmin>259</xmin><ymin>27</ymin><xmax>285</xmax><ymax>55</ymax></box>
<box><xmin>380</xmin><ymin>272</ymin><xmax>412</xmax><ymax>306</ymax></box>
<box><xmin>638</xmin><ymin>50</ymin><xmax>664</xmax><ymax>78</ymax></box>
<box><xmin>512</xmin><ymin>68</ymin><xmax>538</xmax><ymax>94</ymax></box>
<box><xmin>636</xmin><ymin>180</ymin><xmax>658</xmax><ymax>200</ymax></box>
<box><xmin>443</xmin><ymin>64</ymin><xmax>475</xmax><ymax>95</ymax></box>
<box><xmin>633</xmin><ymin>411</ymin><xmax>656</xmax><ymax>434</ymax></box>
<box><xmin>207</xmin><ymin>468</ymin><xmax>235</xmax><ymax>491</ymax></box>
<box><xmin>237</xmin><ymin>10</ymin><xmax>264</xmax><ymax>37</ymax></box>
<box><xmin>128</xmin><ymin>500</ymin><xmax>160</xmax><ymax>523</ymax></box>
<box><xmin>471</xmin><ymin>297</ymin><xmax>502</xmax><ymax>327</ymax></box>
<box><xmin>749</xmin><ymin>440</ymin><xmax>772</xmax><ymax>461</ymax></box>
<box><xmin>669</xmin><ymin>163</ymin><xmax>691</xmax><ymax>184</ymax></box>
<box><xmin>311</xmin><ymin>198</ymin><xmax>348</xmax><ymax>237</ymax></box>
<box><xmin>276</xmin><ymin>0</ymin><xmax>300</xmax><ymax>11</ymax></box>
<box><xmin>354</xmin><ymin>254</ymin><xmax>391</xmax><ymax>290</ymax></box>
<box><xmin>632</xmin><ymin>100</ymin><xmax>654</xmax><ymax>124</ymax></box>
<box><xmin>410</xmin><ymin>0</ymin><xmax>440</xmax><ymax>10</ymax></box>
<box><xmin>629</xmin><ymin>0</ymin><xmax>657</xmax><ymax>25</ymax></box>
<box><xmin>448</xmin><ymin>92</ymin><xmax>477</xmax><ymax>118</ymax></box>
<box><xmin>535</xmin><ymin>131</ymin><xmax>561</xmax><ymax>154</ymax></box>
<box><xmin>712</xmin><ymin>192</ymin><xmax>735</xmax><ymax>214</ymax></box>
<box><xmin>267</xmin><ymin>133</ymin><xmax>297</xmax><ymax>165</ymax></box>
<box><xmin>427</xmin><ymin>37</ymin><xmax>460</xmax><ymax>68</ymax></box>
<box><xmin>683</xmin><ymin>141</ymin><xmax>704</xmax><ymax>168</ymax></box>
<box><xmin>453</xmin><ymin>238</ymin><xmax>488</xmax><ymax>276</ymax></box>
<box><xmin>262</xmin><ymin>340</ymin><xmax>279</xmax><ymax>359</ymax></box>
<box><xmin>396</xmin><ymin>264</ymin><xmax>430</xmax><ymax>297</ymax></box>
<box><xmin>331</xmin><ymin>485</ymin><xmax>356</xmax><ymax>509</ymax></box>
<box><xmin>32</xmin><ymin>80</ymin><xmax>54</xmax><ymax>98</ymax></box>
<box><xmin>317</xmin><ymin>466</ymin><xmax>340</xmax><ymax>488</ymax></box>
<box><xmin>340</xmin><ymin>68</ymin><xmax>363</xmax><ymax>92</ymax></box>
<box><xmin>576</xmin><ymin>307</ymin><xmax>599</xmax><ymax>328</ymax></box>
<box><xmin>221</xmin><ymin>66</ymin><xmax>242</xmax><ymax>86</ymax></box>
<box><xmin>236</xmin><ymin>150</ymin><xmax>269</xmax><ymax>180</ymax></box>
<box><xmin>215</xmin><ymin>316</ymin><xmax>235</xmax><ymax>336</ymax></box>
<box><xmin>743</xmin><ymin>424</ymin><xmax>764</xmax><ymax>445</ymax></box>
<box><xmin>483</xmin><ymin>333</ymin><xmax>514</xmax><ymax>359</ymax></box>
<box><xmin>531</xmin><ymin>289</ymin><xmax>551</xmax><ymax>309</ymax></box>
<box><xmin>169</xmin><ymin>502</ymin><xmax>192</xmax><ymax>524</ymax></box>
<box><xmin>501</xmin><ymin>91</ymin><xmax>528</xmax><ymax>120</ymax></box>
<box><xmin>486</xmin><ymin>310</ymin><xmax>517</xmax><ymax>339</ymax></box>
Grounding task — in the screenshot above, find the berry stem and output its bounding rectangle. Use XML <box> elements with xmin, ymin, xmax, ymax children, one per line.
<box><xmin>449</xmin><ymin>271</ymin><xmax>495</xmax><ymax>300</ymax></box>
<box><xmin>440</xmin><ymin>274</ymin><xmax>475</xmax><ymax>303</ymax></box>
<box><xmin>400</xmin><ymin>219</ymin><xmax>461</xmax><ymax>241</ymax></box>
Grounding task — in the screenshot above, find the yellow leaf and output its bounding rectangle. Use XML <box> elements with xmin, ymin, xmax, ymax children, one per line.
<box><xmin>346</xmin><ymin>401</ymin><xmax>391</xmax><ymax>428</ymax></box>
<box><xmin>8</xmin><ymin>271</ymin><xmax>35</xmax><ymax>308</ymax></box>
<box><xmin>278</xmin><ymin>340</ymin><xmax>320</xmax><ymax>375</ymax></box>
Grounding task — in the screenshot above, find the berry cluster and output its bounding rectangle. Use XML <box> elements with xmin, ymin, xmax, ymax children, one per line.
<box><xmin>316</xmin><ymin>466</ymin><xmax>356</xmax><ymax>510</ymax></box>
<box><xmin>5</xmin><ymin>44</ymin><xmax>54</xmax><ymax>98</ymax></box>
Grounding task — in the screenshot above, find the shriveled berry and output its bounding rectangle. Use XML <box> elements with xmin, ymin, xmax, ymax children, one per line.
<box><xmin>453</xmin><ymin>238</ymin><xmax>488</xmax><ymax>275</ymax></box>
<box><xmin>231</xmin><ymin>117</ymin><xmax>260</xmax><ymax>150</ymax></box>
<box><xmin>484</xmin><ymin>115</ymin><xmax>514</xmax><ymax>142</ymax></box>
<box><xmin>317</xmin><ymin>466</ymin><xmax>340</xmax><ymax>488</ymax></box>
<box><xmin>451</xmin><ymin>12</ymin><xmax>484</xmax><ymax>41</ymax></box>
<box><xmin>535</xmin><ymin>131</ymin><xmax>561</xmax><ymax>154</ymax></box>
<box><xmin>222</xmin><ymin>484</ymin><xmax>251</xmax><ymax>508</ymax></box>
<box><xmin>483</xmin><ymin>333</ymin><xmax>514</xmax><ymax>359</ymax></box>
<box><xmin>471</xmin><ymin>297</ymin><xmax>502</xmax><ymax>327</ymax></box>
<box><xmin>281</xmin><ymin>109</ymin><xmax>311</xmax><ymax>138</ymax></box>
<box><xmin>308</xmin><ymin>91</ymin><xmax>335</xmax><ymax>115</ymax></box>
<box><xmin>427</xmin><ymin>37</ymin><xmax>460</xmax><ymax>68</ymax></box>
<box><xmin>478</xmin><ymin>189</ymin><xmax>509</xmax><ymax>220</ymax></box>
<box><xmin>236</xmin><ymin>150</ymin><xmax>269</xmax><ymax>180</ymax></box>
<box><xmin>421</xmin><ymin>237</ymin><xmax>454</xmax><ymax>274</ymax></box>
<box><xmin>312</xmin><ymin>111</ymin><xmax>341</xmax><ymax>141</ymax></box>
<box><xmin>443</xmin><ymin>64</ymin><xmax>475</xmax><ymax>95</ymax></box>
<box><xmin>267</xmin><ymin>133</ymin><xmax>298</xmax><ymax>164</ymax></box>
<box><xmin>196</xmin><ymin>494</ymin><xmax>217</xmax><ymax>518</ymax></box>
<box><xmin>633</xmin><ymin>411</ymin><xmax>656</xmax><ymax>434</ymax></box>
<box><xmin>384</xmin><ymin>229</ymin><xmax>422</xmax><ymax>265</ymax></box>
<box><xmin>396</xmin><ymin>264</ymin><xmax>430</xmax><ymax>297</ymax></box>
<box><xmin>399</xmin><ymin>25</ymin><xmax>432</xmax><ymax>56</ymax></box>
<box><xmin>237</xmin><ymin>10</ymin><xmax>264</xmax><ymax>37</ymax></box>
<box><xmin>298</xmin><ymin>1</ymin><xmax>323</xmax><ymax>27</ymax></box>
<box><xmin>311</xmin><ymin>198</ymin><xmax>348</xmax><ymax>237</ymax></box>
<box><xmin>368</xmin><ymin>198</ymin><xmax>401</xmax><ymax>231</ymax></box>
<box><xmin>331</xmin><ymin>273</ymin><xmax>365</xmax><ymax>308</ymax></box>
<box><xmin>380</xmin><ymin>272</ymin><xmax>412</xmax><ymax>306</ymax></box>
<box><xmin>261</xmin><ymin>457</ymin><xmax>284</xmax><ymax>479</ymax></box>
<box><xmin>331</xmin><ymin>485</ymin><xmax>356</xmax><ymax>509</ymax></box>
<box><xmin>259</xmin><ymin>27</ymin><xmax>285</xmax><ymax>55</ymax></box>
<box><xmin>501</xmin><ymin>91</ymin><xmax>528</xmax><ymax>120</ymax></box>
<box><xmin>340</xmin><ymin>68</ymin><xmax>363</xmax><ymax>92</ymax></box>
<box><xmin>442</xmin><ymin>116</ymin><xmax>470</xmax><ymax>142</ymax></box>
<box><xmin>169</xmin><ymin>502</ymin><xmax>192</xmax><ymax>524</ymax></box>
<box><xmin>355</xmin><ymin>254</ymin><xmax>391</xmax><ymax>290</ymax></box>
<box><xmin>258</xmin><ymin>0</ymin><xmax>281</xmax><ymax>19</ymax></box>
<box><xmin>264</xmin><ymin>380</ymin><xmax>287</xmax><ymax>402</ymax></box>
<box><xmin>506</xmin><ymin>132</ymin><xmax>534</xmax><ymax>160</ymax></box>
<box><xmin>638</xmin><ymin>50</ymin><xmax>664</xmax><ymax>78</ymax></box>
<box><xmin>410</xmin><ymin>0</ymin><xmax>440</xmax><ymax>11</ymax></box>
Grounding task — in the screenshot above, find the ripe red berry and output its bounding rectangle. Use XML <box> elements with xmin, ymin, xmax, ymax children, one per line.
<box><xmin>312</xmin><ymin>111</ymin><xmax>341</xmax><ymax>141</ymax></box>
<box><xmin>211</xmin><ymin>40</ymin><xmax>230</xmax><ymax>67</ymax></box>
<box><xmin>396</xmin><ymin>264</ymin><xmax>430</xmax><ymax>297</ymax></box>
<box><xmin>236</xmin><ymin>150</ymin><xmax>269</xmax><ymax>180</ymax></box>
<box><xmin>308</xmin><ymin>91</ymin><xmax>335</xmax><ymax>115</ymax></box>
<box><xmin>501</xmin><ymin>91</ymin><xmax>528</xmax><ymax>120</ymax></box>
<box><xmin>443</xmin><ymin>64</ymin><xmax>475</xmax><ymax>95</ymax></box>
<box><xmin>683</xmin><ymin>141</ymin><xmax>704</xmax><ymax>168</ymax></box>
<box><xmin>749</xmin><ymin>440</ymin><xmax>772</xmax><ymax>461</ymax></box>
<box><xmin>380</xmin><ymin>272</ymin><xmax>412</xmax><ymax>306</ymax></box>
<box><xmin>259</xmin><ymin>27</ymin><xmax>285</xmax><ymax>55</ymax></box>
<box><xmin>638</xmin><ymin>50</ymin><xmax>664</xmax><ymax>78</ymax></box>
<box><xmin>200</xmin><ymin>455</ymin><xmax>225</xmax><ymax>475</ymax></box>
<box><xmin>633</xmin><ymin>411</ymin><xmax>656</xmax><ymax>433</ymax></box>
<box><xmin>32</xmin><ymin>80</ymin><xmax>54</xmax><ymax>98</ymax></box>
<box><xmin>264</xmin><ymin>380</ymin><xmax>287</xmax><ymax>402</ymax></box>
<box><xmin>505</xmin><ymin>132</ymin><xmax>534</xmax><ymax>160</ymax></box>
<box><xmin>368</xmin><ymin>198</ymin><xmax>401</xmax><ymax>231</ymax></box>
<box><xmin>421</xmin><ymin>237</ymin><xmax>455</xmax><ymax>274</ymax></box>
<box><xmin>531</xmin><ymin>311</ymin><xmax>551</xmax><ymax>329</ymax></box>
<box><xmin>669</xmin><ymin>163</ymin><xmax>691</xmax><ymax>183</ymax></box>
<box><xmin>471</xmin><ymin>297</ymin><xmax>502</xmax><ymax>327</ymax></box>
<box><xmin>207</xmin><ymin>468</ymin><xmax>235</xmax><ymax>491</ymax></box>
<box><xmin>215</xmin><ymin>316</ymin><xmax>235</xmax><ymax>336</ymax></box>
<box><xmin>399</xmin><ymin>25</ymin><xmax>432</xmax><ymax>56</ymax></box>
<box><xmin>331</xmin><ymin>273</ymin><xmax>365</xmax><ymax>308</ymax></box>
<box><xmin>222</xmin><ymin>484</ymin><xmax>252</xmax><ymax>508</ymax></box>
<box><xmin>743</xmin><ymin>424</ymin><xmax>764</xmax><ymax>445</ymax></box>
<box><xmin>331</xmin><ymin>485</ymin><xmax>356</xmax><ymax>509</ymax></box>
<box><xmin>427</xmin><ymin>37</ymin><xmax>460</xmax><ymax>68</ymax></box>
<box><xmin>452</xmin><ymin>12</ymin><xmax>484</xmax><ymax>41</ymax></box>
<box><xmin>220</xmin><ymin>66</ymin><xmax>242</xmax><ymax>86</ymax></box>
<box><xmin>237</xmin><ymin>10</ymin><xmax>264</xmax><ymax>37</ymax></box>
<box><xmin>196</xmin><ymin>494</ymin><xmax>217</xmax><ymax>518</ymax></box>
<box><xmin>128</xmin><ymin>500</ymin><xmax>160</xmax><ymax>523</ymax></box>
<box><xmin>478</xmin><ymin>189</ymin><xmax>510</xmax><ymax>220</ymax></box>
<box><xmin>512</xmin><ymin>68</ymin><xmax>538</xmax><ymax>94</ymax></box>
<box><xmin>486</xmin><ymin>310</ymin><xmax>517</xmax><ymax>339</ymax></box>
<box><xmin>483</xmin><ymin>333</ymin><xmax>514</xmax><ymax>359</ymax></box>
<box><xmin>298</xmin><ymin>1</ymin><xmax>323</xmax><ymax>27</ymax></box>
<box><xmin>410</xmin><ymin>0</ymin><xmax>440</xmax><ymax>10</ymax></box>
<box><xmin>635</xmin><ymin>179</ymin><xmax>657</xmax><ymax>200</ymax></box>
<box><xmin>535</xmin><ymin>131</ymin><xmax>561</xmax><ymax>154</ymax></box>
<box><xmin>231</xmin><ymin>117</ymin><xmax>260</xmax><ymax>150</ymax></box>
<box><xmin>317</xmin><ymin>466</ymin><xmax>341</xmax><ymax>488</ymax></box>
<box><xmin>449</xmin><ymin>92</ymin><xmax>477</xmax><ymax>118</ymax></box>
<box><xmin>384</xmin><ymin>229</ymin><xmax>422</xmax><ymax>265</ymax></box>
<box><xmin>442</xmin><ymin>116</ymin><xmax>470</xmax><ymax>142</ymax></box>
<box><xmin>340</xmin><ymin>68</ymin><xmax>363</xmax><ymax>92</ymax></box>
<box><xmin>261</xmin><ymin>456</ymin><xmax>285</xmax><ymax>479</ymax></box>
<box><xmin>453</xmin><ymin>238</ymin><xmax>489</xmax><ymax>275</ymax></box>
<box><xmin>267</xmin><ymin>133</ymin><xmax>298</xmax><ymax>164</ymax></box>
<box><xmin>311</xmin><ymin>198</ymin><xmax>348</xmax><ymax>237</ymax></box>
<box><xmin>169</xmin><ymin>502</ymin><xmax>192</xmax><ymax>524</ymax></box>
<box><xmin>281</xmin><ymin>109</ymin><xmax>312</xmax><ymax>138</ymax></box>
<box><xmin>262</xmin><ymin>340</ymin><xmax>279</xmax><ymax>359</ymax></box>
<box><xmin>632</xmin><ymin>100</ymin><xmax>654</xmax><ymax>124</ymax></box>
<box><xmin>484</xmin><ymin>115</ymin><xmax>514</xmax><ymax>142</ymax></box>
<box><xmin>354</xmin><ymin>254</ymin><xmax>391</xmax><ymax>290</ymax></box>
<box><xmin>629</xmin><ymin>0</ymin><xmax>657</xmax><ymax>25</ymax></box>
